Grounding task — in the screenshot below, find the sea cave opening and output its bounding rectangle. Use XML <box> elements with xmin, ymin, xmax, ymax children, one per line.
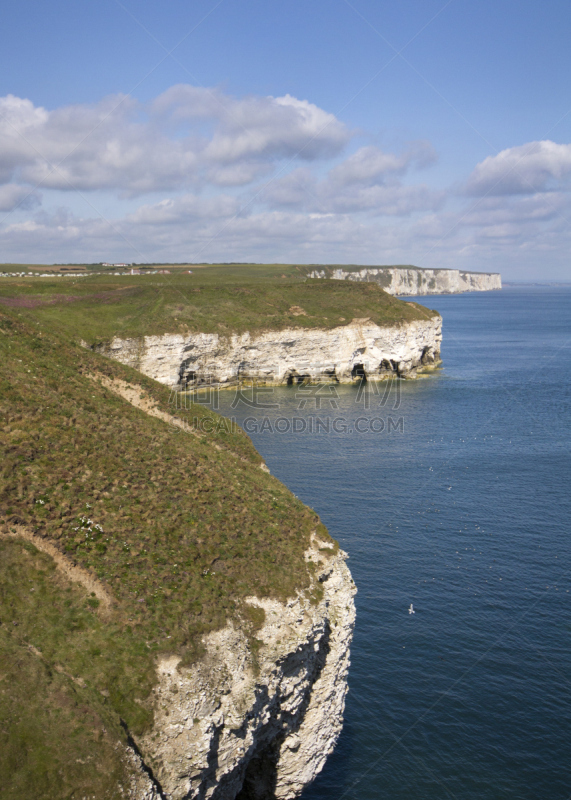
<box><xmin>351</xmin><ymin>363</ymin><xmax>367</xmax><ymax>381</ymax></box>
<box><xmin>286</xmin><ymin>373</ymin><xmax>310</xmax><ymax>385</ymax></box>
<box><xmin>421</xmin><ymin>346</ymin><xmax>433</xmax><ymax>365</ymax></box>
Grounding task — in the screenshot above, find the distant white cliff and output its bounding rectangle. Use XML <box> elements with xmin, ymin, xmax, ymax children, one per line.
<box><xmin>307</xmin><ymin>267</ymin><xmax>501</xmax><ymax>296</ymax></box>
<box><xmin>93</xmin><ymin>316</ymin><xmax>442</xmax><ymax>387</ymax></box>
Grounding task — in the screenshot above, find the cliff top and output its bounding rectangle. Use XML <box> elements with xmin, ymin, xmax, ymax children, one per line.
<box><xmin>0</xmin><ymin>306</ymin><xmax>332</xmax><ymax>797</ymax></box>
<box><xmin>0</xmin><ymin>272</ymin><xmax>438</xmax><ymax>343</ymax></box>
<box><xmin>0</xmin><ymin>270</ymin><xmax>435</xmax><ymax>795</ymax></box>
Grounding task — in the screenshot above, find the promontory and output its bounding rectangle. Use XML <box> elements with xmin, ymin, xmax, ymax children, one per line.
<box><xmin>0</xmin><ymin>263</ymin><xmax>486</xmax><ymax>798</ymax></box>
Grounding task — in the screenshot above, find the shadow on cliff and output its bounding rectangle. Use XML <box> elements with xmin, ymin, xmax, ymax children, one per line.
<box><xmin>232</xmin><ymin>622</ymin><xmax>333</xmax><ymax>800</ymax></box>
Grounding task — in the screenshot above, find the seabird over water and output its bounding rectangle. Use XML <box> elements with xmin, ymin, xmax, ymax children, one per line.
<box><xmin>408</xmin><ymin>604</ymin><xmax>415</xmax><ymax>614</ymax></box>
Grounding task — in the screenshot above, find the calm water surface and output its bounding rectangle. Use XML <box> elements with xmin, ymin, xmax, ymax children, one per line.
<box><xmin>219</xmin><ymin>287</ymin><xmax>571</xmax><ymax>800</ymax></box>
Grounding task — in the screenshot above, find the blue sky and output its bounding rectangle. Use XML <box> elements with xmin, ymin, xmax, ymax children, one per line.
<box><xmin>1</xmin><ymin>0</ymin><xmax>570</xmax><ymax>279</ymax></box>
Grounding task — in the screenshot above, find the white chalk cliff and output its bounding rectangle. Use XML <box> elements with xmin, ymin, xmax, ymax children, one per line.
<box><xmin>93</xmin><ymin>316</ymin><xmax>442</xmax><ymax>388</ymax></box>
<box><xmin>127</xmin><ymin>536</ymin><xmax>356</xmax><ymax>800</ymax></box>
<box><xmin>307</xmin><ymin>267</ymin><xmax>501</xmax><ymax>296</ymax></box>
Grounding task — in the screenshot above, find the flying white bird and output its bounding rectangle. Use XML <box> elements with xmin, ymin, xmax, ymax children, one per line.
<box><xmin>408</xmin><ymin>604</ymin><xmax>415</xmax><ymax>615</ymax></box>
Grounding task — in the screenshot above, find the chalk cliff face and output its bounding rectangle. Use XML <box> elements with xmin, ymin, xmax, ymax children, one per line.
<box><xmin>127</xmin><ymin>536</ymin><xmax>356</xmax><ymax>800</ymax></box>
<box><xmin>93</xmin><ymin>316</ymin><xmax>442</xmax><ymax>388</ymax></box>
<box><xmin>307</xmin><ymin>267</ymin><xmax>501</xmax><ymax>296</ymax></box>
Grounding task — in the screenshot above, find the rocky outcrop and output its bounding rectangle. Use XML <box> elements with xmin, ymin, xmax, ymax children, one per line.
<box><xmin>92</xmin><ymin>316</ymin><xmax>442</xmax><ymax>388</ymax></box>
<box><xmin>307</xmin><ymin>266</ymin><xmax>501</xmax><ymax>295</ymax></box>
<box><xmin>126</xmin><ymin>536</ymin><xmax>356</xmax><ymax>800</ymax></box>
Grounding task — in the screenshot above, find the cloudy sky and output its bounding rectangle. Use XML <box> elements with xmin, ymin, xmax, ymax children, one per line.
<box><xmin>1</xmin><ymin>0</ymin><xmax>570</xmax><ymax>279</ymax></box>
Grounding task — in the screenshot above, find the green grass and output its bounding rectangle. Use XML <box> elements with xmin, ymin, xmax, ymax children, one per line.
<box><xmin>0</xmin><ymin>540</ymin><xmax>146</xmax><ymax>798</ymax></box>
<box><xmin>0</xmin><ymin>271</ymin><xmax>438</xmax><ymax>343</ymax></box>
<box><xmin>0</xmin><ymin>307</ymin><xmax>325</xmax><ymax>797</ymax></box>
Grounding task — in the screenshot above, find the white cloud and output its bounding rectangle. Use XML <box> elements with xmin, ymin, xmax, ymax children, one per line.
<box><xmin>463</xmin><ymin>140</ymin><xmax>571</xmax><ymax>196</ymax></box>
<box><xmin>0</xmin><ymin>92</ymin><xmax>195</xmax><ymax>195</ymax></box>
<box><xmin>460</xmin><ymin>193</ymin><xmax>567</xmax><ymax>226</ymax></box>
<box><xmin>204</xmin><ymin>93</ymin><xmax>349</xmax><ymax>163</ymax></box>
<box><xmin>325</xmin><ymin>184</ymin><xmax>443</xmax><ymax>215</ymax></box>
<box><xmin>152</xmin><ymin>86</ymin><xmax>349</xmax><ymax>161</ymax></box>
<box><xmin>127</xmin><ymin>194</ymin><xmax>240</xmax><ymax>225</ymax></box>
<box><xmin>261</xmin><ymin>144</ymin><xmax>442</xmax><ymax>215</ymax></box>
<box><xmin>328</xmin><ymin>142</ymin><xmax>436</xmax><ymax>187</ymax></box>
<box><xmin>260</xmin><ymin>168</ymin><xmax>317</xmax><ymax>208</ymax></box>
<box><xmin>0</xmin><ymin>86</ymin><xmax>350</xmax><ymax>196</ymax></box>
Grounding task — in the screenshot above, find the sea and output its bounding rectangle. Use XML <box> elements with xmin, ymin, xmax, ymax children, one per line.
<box><xmin>217</xmin><ymin>286</ymin><xmax>571</xmax><ymax>800</ymax></box>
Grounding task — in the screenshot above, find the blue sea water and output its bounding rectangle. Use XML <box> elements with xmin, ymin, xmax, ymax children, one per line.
<box><xmin>219</xmin><ymin>287</ymin><xmax>571</xmax><ymax>800</ymax></box>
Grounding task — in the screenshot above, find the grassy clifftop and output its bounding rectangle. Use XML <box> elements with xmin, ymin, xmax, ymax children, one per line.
<box><xmin>0</xmin><ymin>271</ymin><xmax>437</xmax><ymax>343</ymax></box>
<box><xmin>0</xmin><ymin>272</ymin><xmax>432</xmax><ymax>797</ymax></box>
<box><xmin>0</xmin><ymin>306</ymin><xmax>329</xmax><ymax>798</ymax></box>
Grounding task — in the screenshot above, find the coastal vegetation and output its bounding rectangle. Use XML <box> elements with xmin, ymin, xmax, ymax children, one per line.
<box><xmin>0</xmin><ymin>270</ymin><xmax>433</xmax><ymax>797</ymax></box>
<box><xmin>0</xmin><ymin>310</ymin><xmax>320</xmax><ymax>796</ymax></box>
<box><xmin>0</xmin><ymin>266</ymin><xmax>437</xmax><ymax>343</ymax></box>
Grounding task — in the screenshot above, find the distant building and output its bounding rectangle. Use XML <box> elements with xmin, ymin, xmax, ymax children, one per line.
<box><xmin>157</xmin><ymin>269</ymin><xmax>171</xmax><ymax>274</ymax></box>
<box><xmin>130</xmin><ymin>268</ymin><xmax>142</xmax><ymax>275</ymax></box>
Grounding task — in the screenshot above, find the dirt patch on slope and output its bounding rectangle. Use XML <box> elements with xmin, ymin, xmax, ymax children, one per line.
<box><xmin>89</xmin><ymin>373</ymin><xmax>202</xmax><ymax>437</ymax></box>
<box><xmin>89</xmin><ymin>373</ymin><xmax>270</xmax><ymax>472</ymax></box>
<box><xmin>0</xmin><ymin>525</ymin><xmax>114</xmax><ymax>614</ymax></box>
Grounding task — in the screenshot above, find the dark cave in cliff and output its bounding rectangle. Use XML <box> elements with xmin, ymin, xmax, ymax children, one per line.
<box><xmin>351</xmin><ymin>363</ymin><xmax>367</xmax><ymax>381</ymax></box>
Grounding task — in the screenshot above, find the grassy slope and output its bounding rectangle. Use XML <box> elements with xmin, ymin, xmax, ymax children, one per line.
<box><xmin>0</xmin><ymin>271</ymin><xmax>438</xmax><ymax>343</ymax></box>
<box><xmin>0</xmin><ymin>307</ymin><xmax>328</xmax><ymax>798</ymax></box>
<box><xmin>0</xmin><ymin>272</ymin><xmax>432</xmax><ymax>797</ymax></box>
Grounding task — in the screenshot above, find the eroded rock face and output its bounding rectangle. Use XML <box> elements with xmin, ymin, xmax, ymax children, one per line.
<box><xmin>308</xmin><ymin>267</ymin><xmax>502</xmax><ymax>295</ymax></box>
<box><xmin>128</xmin><ymin>538</ymin><xmax>356</xmax><ymax>800</ymax></box>
<box><xmin>93</xmin><ymin>317</ymin><xmax>442</xmax><ymax>388</ymax></box>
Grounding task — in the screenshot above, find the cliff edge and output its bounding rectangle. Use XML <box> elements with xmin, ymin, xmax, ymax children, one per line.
<box><xmin>132</xmin><ymin>537</ymin><xmax>355</xmax><ymax>800</ymax></box>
